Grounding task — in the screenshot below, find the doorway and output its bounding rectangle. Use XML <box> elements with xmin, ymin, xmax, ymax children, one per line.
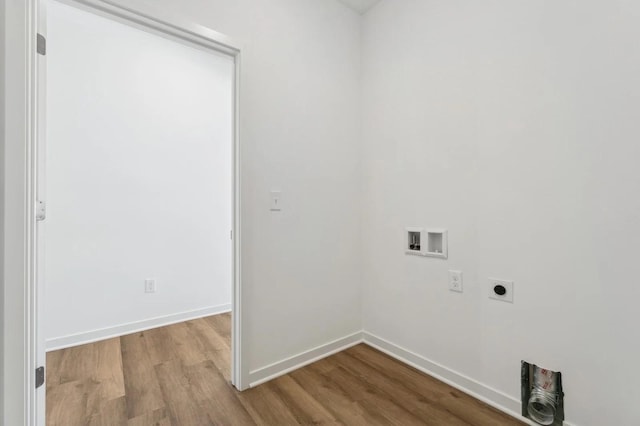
<box><xmin>34</xmin><ymin>1</ymin><xmax>243</xmax><ymax>424</ymax></box>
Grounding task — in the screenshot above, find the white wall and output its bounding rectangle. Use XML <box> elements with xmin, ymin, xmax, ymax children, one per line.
<box><xmin>0</xmin><ymin>0</ymin><xmax>5</xmax><ymax>420</ymax></box>
<box><xmin>75</xmin><ymin>0</ymin><xmax>364</xmax><ymax>377</ymax></box>
<box><xmin>45</xmin><ymin>0</ymin><xmax>233</xmax><ymax>345</ymax></box>
<box><xmin>361</xmin><ymin>1</ymin><xmax>640</xmax><ymax>425</ymax></box>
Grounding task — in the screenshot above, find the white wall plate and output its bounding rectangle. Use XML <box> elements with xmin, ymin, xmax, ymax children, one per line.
<box><xmin>488</xmin><ymin>278</ymin><xmax>514</xmax><ymax>303</ymax></box>
<box><xmin>449</xmin><ymin>270</ymin><xmax>463</xmax><ymax>293</ymax></box>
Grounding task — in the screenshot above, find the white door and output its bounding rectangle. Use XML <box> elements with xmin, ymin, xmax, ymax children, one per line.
<box><xmin>35</xmin><ymin>3</ymin><xmax>48</xmax><ymax>425</ymax></box>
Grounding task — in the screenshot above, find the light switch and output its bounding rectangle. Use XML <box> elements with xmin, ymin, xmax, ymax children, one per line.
<box><xmin>270</xmin><ymin>191</ymin><xmax>282</xmax><ymax>211</ymax></box>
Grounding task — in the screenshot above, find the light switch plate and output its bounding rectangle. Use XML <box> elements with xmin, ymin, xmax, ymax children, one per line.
<box><xmin>270</xmin><ymin>191</ymin><xmax>282</xmax><ymax>211</ymax></box>
<box><xmin>449</xmin><ymin>270</ymin><xmax>463</xmax><ymax>293</ymax></box>
<box><xmin>489</xmin><ymin>278</ymin><xmax>513</xmax><ymax>303</ymax></box>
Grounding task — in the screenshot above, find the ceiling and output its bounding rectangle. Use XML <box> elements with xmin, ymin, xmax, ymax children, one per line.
<box><xmin>337</xmin><ymin>0</ymin><xmax>382</xmax><ymax>15</ymax></box>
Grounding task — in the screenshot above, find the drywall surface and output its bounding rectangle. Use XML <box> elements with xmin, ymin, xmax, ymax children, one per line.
<box><xmin>45</xmin><ymin>1</ymin><xmax>233</xmax><ymax>342</ymax></box>
<box><xmin>67</xmin><ymin>0</ymin><xmax>363</xmax><ymax>373</ymax></box>
<box><xmin>0</xmin><ymin>0</ymin><xmax>5</xmax><ymax>420</ymax></box>
<box><xmin>361</xmin><ymin>1</ymin><xmax>640</xmax><ymax>425</ymax></box>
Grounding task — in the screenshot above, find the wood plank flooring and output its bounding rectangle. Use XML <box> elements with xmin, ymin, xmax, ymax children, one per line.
<box><xmin>47</xmin><ymin>314</ymin><xmax>524</xmax><ymax>425</ymax></box>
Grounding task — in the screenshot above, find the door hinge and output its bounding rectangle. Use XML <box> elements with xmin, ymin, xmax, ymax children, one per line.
<box><xmin>230</xmin><ymin>230</ymin><xmax>233</xmax><ymax>240</ymax></box>
<box><xmin>37</xmin><ymin>33</ymin><xmax>46</xmax><ymax>55</ymax></box>
<box><xmin>36</xmin><ymin>200</ymin><xmax>46</xmax><ymax>221</ymax></box>
<box><xmin>36</xmin><ymin>366</ymin><xmax>45</xmax><ymax>389</ymax></box>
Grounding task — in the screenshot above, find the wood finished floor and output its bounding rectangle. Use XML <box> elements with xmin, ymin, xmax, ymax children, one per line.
<box><xmin>47</xmin><ymin>313</ymin><xmax>524</xmax><ymax>426</ymax></box>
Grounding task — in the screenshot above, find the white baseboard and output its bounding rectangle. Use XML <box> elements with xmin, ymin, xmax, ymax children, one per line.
<box><xmin>362</xmin><ymin>332</ymin><xmax>577</xmax><ymax>426</ymax></box>
<box><xmin>248</xmin><ymin>331</ymin><xmax>364</xmax><ymax>387</ymax></box>
<box><xmin>46</xmin><ymin>304</ymin><xmax>231</xmax><ymax>351</ymax></box>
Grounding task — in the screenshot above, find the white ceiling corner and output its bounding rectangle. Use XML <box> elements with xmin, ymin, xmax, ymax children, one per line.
<box><xmin>337</xmin><ymin>0</ymin><xmax>382</xmax><ymax>15</ymax></box>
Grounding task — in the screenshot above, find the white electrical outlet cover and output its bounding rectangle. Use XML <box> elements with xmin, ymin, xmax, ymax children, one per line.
<box><xmin>448</xmin><ymin>270</ymin><xmax>463</xmax><ymax>293</ymax></box>
<box><xmin>489</xmin><ymin>278</ymin><xmax>513</xmax><ymax>303</ymax></box>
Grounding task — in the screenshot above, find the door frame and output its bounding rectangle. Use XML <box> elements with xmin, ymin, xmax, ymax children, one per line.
<box><xmin>5</xmin><ymin>1</ymin><xmax>246</xmax><ymax>424</ymax></box>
